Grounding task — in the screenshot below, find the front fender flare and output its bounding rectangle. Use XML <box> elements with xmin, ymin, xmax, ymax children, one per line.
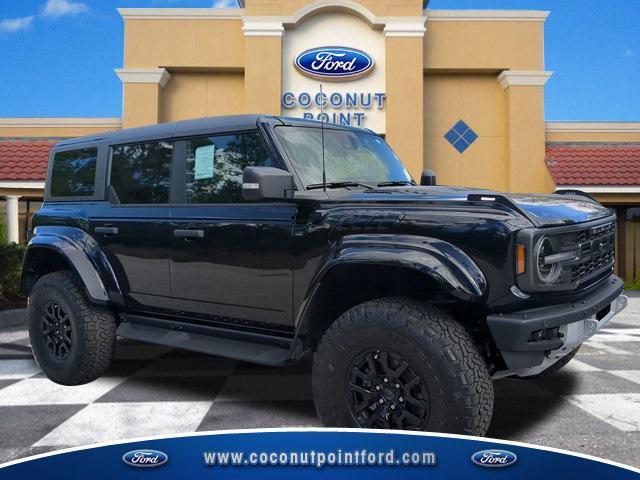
<box><xmin>312</xmin><ymin>233</ymin><xmax>487</xmax><ymax>303</ymax></box>
<box><xmin>20</xmin><ymin>226</ymin><xmax>124</xmax><ymax>306</ymax></box>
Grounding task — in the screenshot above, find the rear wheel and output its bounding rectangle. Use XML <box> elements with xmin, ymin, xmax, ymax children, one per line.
<box><xmin>28</xmin><ymin>271</ymin><xmax>117</xmax><ymax>385</ymax></box>
<box><xmin>312</xmin><ymin>297</ymin><xmax>494</xmax><ymax>435</ymax></box>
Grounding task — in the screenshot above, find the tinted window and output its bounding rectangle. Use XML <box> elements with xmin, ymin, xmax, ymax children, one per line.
<box><xmin>274</xmin><ymin>126</ymin><xmax>412</xmax><ymax>188</ymax></box>
<box><xmin>110</xmin><ymin>141</ymin><xmax>173</xmax><ymax>204</ymax></box>
<box><xmin>50</xmin><ymin>148</ymin><xmax>97</xmax><ymax>197</ymax></box>
<box><xmin>185</xmin><ymin>132</ymin><xmax>274</xmax><ymax>203</ymax></box>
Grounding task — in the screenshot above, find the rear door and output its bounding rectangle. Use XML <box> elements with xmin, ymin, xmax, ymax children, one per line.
<box><xmin>89</xmin><ymin>140</ymin><xmax>174</xmax><ymax>314</ymax></box>
<box><xmin>169</xmin><ymin>130</ymin><xmax>297</xmax><ymax>330</ymax></box>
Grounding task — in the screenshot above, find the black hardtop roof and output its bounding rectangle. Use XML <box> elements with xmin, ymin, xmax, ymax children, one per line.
<box><xmin>53</xmin><ymin>114</ymin><xmax>374</xmax><ymax>149</ymax></box>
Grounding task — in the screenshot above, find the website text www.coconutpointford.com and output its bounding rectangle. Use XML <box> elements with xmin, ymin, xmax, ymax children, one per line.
<box><xmin>202</xmin><ymin>449</ymin><xmax>437</xmax><ymax>468</ymax></box>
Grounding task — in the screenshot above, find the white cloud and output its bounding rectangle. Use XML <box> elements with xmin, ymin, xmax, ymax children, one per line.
<box><xmin>42</xmin><ymin>0</ymin><xmax>89</xmax><ymax>18</ymax></box>
<box><xmin>0</xmin><ymin>15</ymin><xmax>34</xmax><ymax>33</ymax></box>
<box><xmin>212</xmin><ymin>0</ymin><xmax>239</xmax><ymax>7</ymax></box>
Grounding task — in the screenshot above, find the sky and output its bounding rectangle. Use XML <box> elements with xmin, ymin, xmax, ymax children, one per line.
<box><xmin>0</xmin><ymin>0</ymin><xmax>638</xmax><ymax>121</ymax></box>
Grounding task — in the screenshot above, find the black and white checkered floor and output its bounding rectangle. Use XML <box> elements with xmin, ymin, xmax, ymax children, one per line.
<box><xmin>0</xmin><ymin>306</ymin><xmax>638</xmax><ymax>467</ymax></box>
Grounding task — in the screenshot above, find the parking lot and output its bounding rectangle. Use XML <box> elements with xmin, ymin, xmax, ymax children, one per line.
<box><xmin>0</xmin><ymin>295</ymin><xmax>638</xmax><ymax>467</ymax></box>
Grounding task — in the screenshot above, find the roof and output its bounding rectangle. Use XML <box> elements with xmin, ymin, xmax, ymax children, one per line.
<box><xmin>0</xmin><ymin>139</ymin><xmax>56</xmax><ymax>181</ymax></box>
<box><xmin>546</xmin><ymin>143</ymin><xmax>640</xmax><ymax>186</ymax></box>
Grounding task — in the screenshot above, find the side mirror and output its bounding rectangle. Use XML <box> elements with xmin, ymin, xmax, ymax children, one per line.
<box><xmin>242</xmin><ymin>167</ymin><xmax>295</xmax><ymax>202</ymax></box>
<box><xmin>420</xmin><ymin>169</ymin><xmax>437</xmax><ymax>186</ymax></box>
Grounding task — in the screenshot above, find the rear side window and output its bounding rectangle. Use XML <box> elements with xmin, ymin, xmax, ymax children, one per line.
<box><xmin>50</xmin><ymin>148</ymin><xmax>97</xmax><ymax>197</ymax></box>
<box><xmin>110</xmin><ymin>141</ymin><xmax>173</xmax><ymax>204</ymax></box>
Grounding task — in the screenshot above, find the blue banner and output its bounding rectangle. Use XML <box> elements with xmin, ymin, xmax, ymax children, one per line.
<box><xmin>0</xmin><ymin>429</ymin><xmax>638</xmax><ymax>480</ymax></box>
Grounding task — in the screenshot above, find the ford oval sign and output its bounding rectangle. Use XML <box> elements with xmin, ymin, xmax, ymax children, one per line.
<box><xmin>122</xmin><ymin>449</ymin><xmax>169</xmax><ymax>468</ymax></box>
<box><xmin>294</xmin><ymin>47</ymin><xmax>374</xmax><ymax>81</ymax></box>
<box><xmin>471</xmin><ymin>449</ymin><xmax>518</xmax><ymax>468</ymax></box>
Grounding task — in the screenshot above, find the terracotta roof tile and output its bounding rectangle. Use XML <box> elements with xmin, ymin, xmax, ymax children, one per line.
<box><xmin>546</xmin><ymin>143</ymin><xmax>640</xmax><ymax>186</ymax></box>
<box><xmin>0</xmin><ymin>139</ymin><xmax>57</xmax><ymax>181</ymax></box>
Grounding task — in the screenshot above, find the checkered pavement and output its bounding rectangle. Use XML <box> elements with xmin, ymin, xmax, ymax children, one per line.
<box><xmin>0</xmin><ymin>306</ymin><xmax>638</xmax><ymax>468</ymax></box>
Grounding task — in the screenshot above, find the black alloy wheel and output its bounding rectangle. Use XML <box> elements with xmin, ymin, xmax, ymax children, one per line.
<box><xmin>41</xmin><ymin>301</ymin><xmax>73</xmax><ymax>360</ymax></box>
<box><xmin>347</xmin><ymin>348</ymin><xmax>429</xmax><ymax>430</ymax></box>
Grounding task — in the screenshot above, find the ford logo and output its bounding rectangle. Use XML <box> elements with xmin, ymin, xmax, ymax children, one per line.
<box><xmin>294</xmin><ymin>46</ymin><xmax>374</xmax><ymax>81</ymax></box>
<box><xmin>122</xmin><ymin>449</ymin><xmax>169</xmax><ymax>468</ymax></box>
<box><xmin>471</xmin><ymin>449</ymin><xmax>518</xmax><ymax>468</ymax></box>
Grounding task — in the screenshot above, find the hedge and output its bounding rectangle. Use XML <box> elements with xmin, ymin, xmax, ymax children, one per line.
<box><xmin>0</xmin><ymin>242</ymin><xmax>26</xmax><ymax>306</ymax></box>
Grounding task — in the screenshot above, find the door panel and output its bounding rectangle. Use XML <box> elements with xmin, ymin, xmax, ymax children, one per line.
<box><xmin>170</xmin><ymin>205</ymin><xmax>296</xmax><ymax>328</ymax></box>
<box><xmin>89</xmin><ymin>204</ymin><xmax>173</xmax><ymax>313</ymax></box>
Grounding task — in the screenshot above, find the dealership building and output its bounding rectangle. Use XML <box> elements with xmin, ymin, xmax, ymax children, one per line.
<box><xmin>1</xmin><ymin>0</ymin><xmax>640</xmax><ymax>283</ymax></box>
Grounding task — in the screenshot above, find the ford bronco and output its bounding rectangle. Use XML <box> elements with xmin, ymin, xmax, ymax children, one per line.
<box><xmin>21</xmin><ymin>115</ymin><xmax>627</xmax><ymax>434</ymax></box>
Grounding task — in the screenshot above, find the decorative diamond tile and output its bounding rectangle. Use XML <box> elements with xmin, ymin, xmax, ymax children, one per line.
<box><xmin>444</xmin><ymin>120</ymin><xmax>478</xmax><ymax>154</ymax></box>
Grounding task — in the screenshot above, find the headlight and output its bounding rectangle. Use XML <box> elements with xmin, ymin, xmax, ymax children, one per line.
<box><xmin>534</xmin><ymin>236</ymin><xmax>562</xmax><ymax>284</ymax></box>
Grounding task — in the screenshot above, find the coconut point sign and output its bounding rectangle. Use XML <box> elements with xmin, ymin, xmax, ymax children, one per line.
<box><xmin>282</xmin><ymin>46</ymin><xmax>386</xmax><ymax>131</ymax></box>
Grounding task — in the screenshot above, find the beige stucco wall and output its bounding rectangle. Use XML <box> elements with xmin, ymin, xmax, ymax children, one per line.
<box><xmin>425</xmin><ymin>20</ymin><xmax>545</xmax><ymax>71</ymax></box>
<box><xmin>161</xmin><ymin>72</ymin><xmax>245</xmax><ymax>122</ymax></box>
<box><xmin>123</xmin><ymin>19</ymin><xmax>245</xmax><ymax>69</ymax></box>
<box><xmin>424</xmin><ymin>73</ymin><xmax>507</xmax><ymax>190</ymax></box>
<box><xmin>546</xmin><ymin>125</ymin><xmax>640</xmax><ymax>143</ymax></box>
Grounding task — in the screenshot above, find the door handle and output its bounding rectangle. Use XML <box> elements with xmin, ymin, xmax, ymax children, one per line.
<box><xmin>95</xmin><ymin>226</ymin><xmax>119</xmax><ymax>236</ymax></box>
<box><xmin>174</xmin><ymin>229</ymin><xmax>204</xmax><ymax>239</ymax></box>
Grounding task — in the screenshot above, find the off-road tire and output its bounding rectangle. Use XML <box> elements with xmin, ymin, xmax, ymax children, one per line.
<box><xmin>514</xmin><ymin>346</ymin><xmax>581</xmax><ymax>380</ymax></box>
<box><xmin>312</xmin><ymin>297</ymin><xmax>494</xmax><ymax>435</ymax></box>
<box><xmin>28</xmin><ymin>271</ymin><xmax>117</xmax><ymax>385</ymax></box>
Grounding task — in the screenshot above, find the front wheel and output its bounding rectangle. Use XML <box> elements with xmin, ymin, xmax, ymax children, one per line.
<box><xmin>312</xmin><ymin>298</ymin><xmax>494</xmax><ymax>435</ymax></box>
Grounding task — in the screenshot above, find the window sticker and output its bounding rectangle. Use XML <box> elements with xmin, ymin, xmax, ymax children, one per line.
<box><xmin>194</xmin><ymin>144</ymin><xmax>216</xmax><ymax>180</ymax></box>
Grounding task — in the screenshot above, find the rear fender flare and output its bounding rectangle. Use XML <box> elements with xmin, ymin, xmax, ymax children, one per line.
<box><xmin>20</xmin><ymin>226</ymin><xmax>124</xmax><ymax>306</ymax></box>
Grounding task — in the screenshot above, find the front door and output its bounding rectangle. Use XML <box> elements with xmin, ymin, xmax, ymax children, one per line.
<box><xmin>169</xmin><ymin>131</ymin><xmax>296</xmax><ymax>330</ymax></box>
<box><xmin>90</xmin><ymin>140</ymin><xmax>174</xmax><ymax>314</ymax></box>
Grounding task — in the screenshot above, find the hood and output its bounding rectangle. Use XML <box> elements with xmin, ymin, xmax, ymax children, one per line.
<box><xmin>343</xmin><ymin>186</ymin><xmax>613</xmax><ymax>227</ymax></box>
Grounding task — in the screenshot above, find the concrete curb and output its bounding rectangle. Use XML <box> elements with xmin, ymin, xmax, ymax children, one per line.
<box><xmin>0</xmin><ymin>308</ymin><xmax>27</xmax><ymax>329</ymax></box>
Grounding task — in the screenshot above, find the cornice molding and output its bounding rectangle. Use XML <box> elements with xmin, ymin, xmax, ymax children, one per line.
<box><xmin>115</xmin><ymin>68</ymin><xmax>171</xmax><ymax>87</ymax></box>
<box><xmin>426</xmin><ymin>10</ymin><xmax>549</xmax><ymax>22</ymax></box>
<box><xmin>0</xmin><ymin>118</ymin><xmax>121</xmax><ymax>128</ymax></box>
<box><xmin>118</xmin><ymin>8</ymin><xmax>243</xmax><ymax>20</ymax></box>
<box><xmin>498</xmin><ymin>70</ymin><xmax>553</xmax><ymax>89</ymax></box>
<box><xmin>547</xmin><ymin>122</ymin><xmax>640</xmax><ymax>133</ymax></box>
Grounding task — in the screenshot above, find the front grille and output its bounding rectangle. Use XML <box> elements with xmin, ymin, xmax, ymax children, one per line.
<box><xmin>557</xmin><ymin>221</ymin><xmax>615</xmax><ymax>286</ymax></box>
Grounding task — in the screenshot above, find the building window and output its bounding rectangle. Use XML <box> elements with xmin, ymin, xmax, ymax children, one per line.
<box><xmin>110</xmin><ymin>141</ymin><xmax>173</xmax><ymax>204</ymax></box>
<box><xmin>50</xmin><ymin>148</ymin><xmax>97</xmax><ymax>197</ymax></box>
<box><xmin>444</xmin><ymin>120</ymin><xmax>478</xmax><ymax>154</ymax></box>
<box><xmin>185</xmin><ymin>132</ymin><xmax>274</xmax><ymax>204</ymax></box>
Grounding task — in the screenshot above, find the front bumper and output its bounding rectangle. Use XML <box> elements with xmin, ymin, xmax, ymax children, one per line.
<box><xmin>487</xmin><ymin>275</ymin><xmax>626</xmax><ymax>373</ymax></box>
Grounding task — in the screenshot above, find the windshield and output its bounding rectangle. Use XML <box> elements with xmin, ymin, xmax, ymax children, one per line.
<box><xmin>274</xmin><ymin>126</ymin><xmax>413</xmax><ymax>188</ymax></box>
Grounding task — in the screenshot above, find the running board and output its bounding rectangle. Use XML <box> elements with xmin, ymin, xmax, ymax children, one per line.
<box><xmin>116</xmin><ymin>315</ymin><xmax>296</xmax><ymax>366</ymax></box>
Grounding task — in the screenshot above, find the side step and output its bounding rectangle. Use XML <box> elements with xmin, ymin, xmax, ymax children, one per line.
<box><xmin>116</xmin><ymin>315</ymin><xmax>296</xmax><ymax>366</ymax></box>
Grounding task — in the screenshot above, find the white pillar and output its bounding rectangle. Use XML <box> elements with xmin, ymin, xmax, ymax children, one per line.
<box><xmin>5</xmin><ymin>195</ymin><xmax>20</xmax><ymax>244</ymax></box>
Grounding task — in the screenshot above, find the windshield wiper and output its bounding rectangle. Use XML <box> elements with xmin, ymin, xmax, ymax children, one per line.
<box><xmin>307</xmin><ymin>181</ymin><xmax>374</xmax><ymax>190</ymax></box>
<box><xmin>377</xmin><ymin>180</ymin><xmax>415</xmax><ymax>187</ymax></box>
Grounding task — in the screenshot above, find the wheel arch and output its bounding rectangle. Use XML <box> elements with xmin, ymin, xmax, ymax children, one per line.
<box><xmin>20</xmin><ymin>227</ymin><xmax>124</xmax><ymax>307</ymax></box>
<box><xmin>293</xmin><ymin>234</ymin><xmax>487</xmax><ymax>351</ymax></box>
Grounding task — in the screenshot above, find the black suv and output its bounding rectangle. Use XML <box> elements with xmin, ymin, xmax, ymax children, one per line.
<box><xmin>21</xmin><ymin>115</ymin><xmax>627</xmax><ymax>434</ymax></box>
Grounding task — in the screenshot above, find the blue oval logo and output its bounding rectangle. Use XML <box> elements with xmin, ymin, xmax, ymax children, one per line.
<box><xmin>294</xmin><ymin>46</ymin><xmax>374</xmax><ymax>81</ymax></box>
<box><xmin>122</xmin><ymin>449</ymin><xmax>169</xmax><ymax>468</ymax></box>
<box><xmin>471</xmin><ymin>449</ymin><xmax>518</xmax><ymax>468</ymax></box>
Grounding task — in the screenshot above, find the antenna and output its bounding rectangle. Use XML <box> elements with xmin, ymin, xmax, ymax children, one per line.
<box><xmin>320</xmin><ymin>84</ymin><xmax>327</xmax><ymax>192</ymax></box>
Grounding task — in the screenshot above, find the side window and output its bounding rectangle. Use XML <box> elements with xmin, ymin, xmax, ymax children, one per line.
<box><xmin>50</xmin><ymin>148</ymin><xmax>97</xmax><ymax>197</ymax></box>
<box><xmin>185</xmin><ymin>132</ymin><xmax>274</xmax><ymax>204</ymax></box>
<box><xmin>110</xmin><ymin>141</ymin><xmax>173</xmax><ymax>204</ymax></box>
